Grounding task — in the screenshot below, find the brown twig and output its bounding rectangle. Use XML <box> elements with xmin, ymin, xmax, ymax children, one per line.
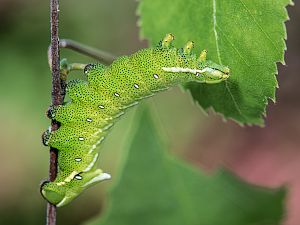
<box><xmin>47</xmin><ymin>0</ymin><xmax>63</xmax><ymax>224</ymax></box>
<box><xmin>60</xmin><ymin>39</ymin><xmax>116</xmax><ymax>64</ymax></box>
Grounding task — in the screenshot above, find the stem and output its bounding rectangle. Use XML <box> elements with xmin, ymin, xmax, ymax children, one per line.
<box><xmin>59</xmin><ymin>39</ymin><xmax>116</xmax><ymax>64</ymax></box>
<box><xmin>45</xmin><ymin>3</ymin><xmax>114</xmax><ymax>224</ymax></box>
<box><xmin>47</xmin><ymin>0</ymin><xmax>62</xmax><ymax>224</ymax></box>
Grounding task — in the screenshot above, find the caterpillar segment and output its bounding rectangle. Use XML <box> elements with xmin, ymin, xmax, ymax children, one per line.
<box><xmin>41</xmin><ymin>34</ymin><xmax>230</xmax><ymax>207</ymax></box>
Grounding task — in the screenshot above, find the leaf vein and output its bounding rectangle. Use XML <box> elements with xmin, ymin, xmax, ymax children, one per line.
<box><xmin>217</xmin><ymin>25</ymin><xmax>250</xmax><ymax>67</ymax></box>
<box><xmin>212</xmin><ymin>0</ymin><xmax>221</xmax><ymax>64</ymax></box>
<box><xmin>225</xmin><ymin>80</ymin><xmax>246</xmax><ymax>120</ymax></box>
<box><xmin>238</xmin><ymin>0</ymin><xmax>279</xmax><ymax>52</ymax></box>
<box><xmin>213</xmin><ymin>0</ymin><xmax>245</xmax><ymax>120</ymax></box>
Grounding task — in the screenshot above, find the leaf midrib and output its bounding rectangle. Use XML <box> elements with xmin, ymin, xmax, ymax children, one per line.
<box><xmin>212</xmin><ymin>0</ymin><xmax>245</xmax><ymax>120</ymax></box>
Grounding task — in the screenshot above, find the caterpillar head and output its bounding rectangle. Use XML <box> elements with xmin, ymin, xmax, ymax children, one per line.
<box><xmin>181</xmin><ymin>43</ymin><xmax>230</xmax><ymax>83</ymax></box>
<box><xmin>196</xmin><ymin>61</ymin><xmax>230</xmax><ymax>84</ymax></box>
<box><xmin>161</xmin><ymin>42</ymin><xmax>230</xmax><ymax>84</ymax></box>
<box><xmin>194</xmin><ymin>49</ymin><xmax>230</xmax><ymax>83</ymax></box>
<box><xmin>41</xmin><ymin>169</ymin><xmax>111</xmax><ymax>207</ymax></box>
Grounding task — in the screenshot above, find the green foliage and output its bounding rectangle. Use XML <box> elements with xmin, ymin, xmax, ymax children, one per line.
<box><xmin>86</xmin><ymin>107</ymin><xmax>285</xmax><ymax>225</ymax></box>
<box><xmin>138</xmin><ymin>0</ymin><xmax>292</xmax><ymax>125</ymax></box>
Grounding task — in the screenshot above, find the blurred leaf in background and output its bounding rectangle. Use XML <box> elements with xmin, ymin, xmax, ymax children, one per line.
<box><xmin>87</xmin><ymin>106</ymin><xmax>285</xmax><ymax>225</ymax></box>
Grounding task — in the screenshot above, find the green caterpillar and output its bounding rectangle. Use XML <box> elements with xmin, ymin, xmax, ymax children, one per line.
<box><xmin>41</xmin><ymin>34</ymin><xmax>230</xmax><ymax>207</ymax></box>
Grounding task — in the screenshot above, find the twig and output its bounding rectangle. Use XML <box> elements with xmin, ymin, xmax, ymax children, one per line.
<box><xmin>47</xmin><ymin>39</ymin><xmax>116</xmax><ymax>69</ymax></box>
<box><xmin>59</xmin><ymin>39</ymin><xmax>116</xmax><ymax>64</ymax></box>
<box><xmin>46</xmin><ymin>0</ymin><xmax>62</xmax><ymax>224</ymax></box>
<box><xmin>45</xmin><ymin>3</ymin><xmax>115</xmax><ymax>224</ymax></box>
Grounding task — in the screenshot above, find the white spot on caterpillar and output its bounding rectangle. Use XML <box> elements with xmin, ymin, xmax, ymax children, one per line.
<box><xmin>75</xmin><ymin>158</ymin><xmax>82</xmax><ymax>162</ymax></box>
<box><xmin>83</xmin><ymin>172</ymin><xmax>111</xmax><ymax>187</ymax></box>
<box><xmin>114</xmin><ymin>92</ymin><xmax>120</xmax><ymax>97</ymax></box>
<box><xmin>196</xmin><ymin>72</ymin><xmax>201</xmax><ymax>77</ymax></box>
<box><xmin>134</xmin><ymin>84</ymin><xmax>139</xmax><ymax>89</ymax></box>
<box><xmin>83</xmin><ymin>153</ymin><xmax>99</xmax><ymax>172</ymax></box>
<box><xmin>79</xmin><ymin>137</ymin><xmax>85</xmax><ymax>141</ymax></box>
<box><xmin>75</xmin><ymin>175</ymin><xmax>82</xmax><ymax>180</ymax></box>
<box><xmin>86</xmin><ymin>118</ymin><xmax>93</xmax><ymax>122</ymax></box>
<box><xmin>162</xmin><ymin>67</ymin><xmax>209</xmax><ymax>74</ymax></box>
<box><xmin>153</xmin><ymin>74</ymin><xmax>159</xmax><ymax>79</ymax></box>
<box><xmin>99</xmin><ymin>105</ymin><xmax>105</xmax><ymax>109</ymax></box>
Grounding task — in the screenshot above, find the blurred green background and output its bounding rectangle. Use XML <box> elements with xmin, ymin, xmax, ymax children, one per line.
<box><xmin>0</xmin><ymin>0</ymin><xmax>299</xmax><ymax>225</ymax></box>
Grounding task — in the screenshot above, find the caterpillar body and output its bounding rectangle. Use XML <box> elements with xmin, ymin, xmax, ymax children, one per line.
<box><xmin>41</xmin><ymin>34</ymin><xmax>230</xmax><ymax>207</ymax></box>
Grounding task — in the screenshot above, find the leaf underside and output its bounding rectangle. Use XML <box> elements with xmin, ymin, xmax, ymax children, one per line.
<box><xmin>86</xmin><ymin>107</ymin><xmax>285</xmax><ymax>225</ymax></box>
<box><xmin>138</xmin><ymin>0</ymin><xmax>292</xmax><ymax>125</ymax></box>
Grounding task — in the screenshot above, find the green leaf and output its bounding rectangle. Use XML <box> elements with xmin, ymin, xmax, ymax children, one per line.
<box><xmin>86</xmin><ymin>106</ymin><xmax>285</xmax><ymax>225</ymax></box>
<box><xmin>138</xmin><ymin>0</ymin><xmax>292</xmax><ymax>125</ymax></box>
